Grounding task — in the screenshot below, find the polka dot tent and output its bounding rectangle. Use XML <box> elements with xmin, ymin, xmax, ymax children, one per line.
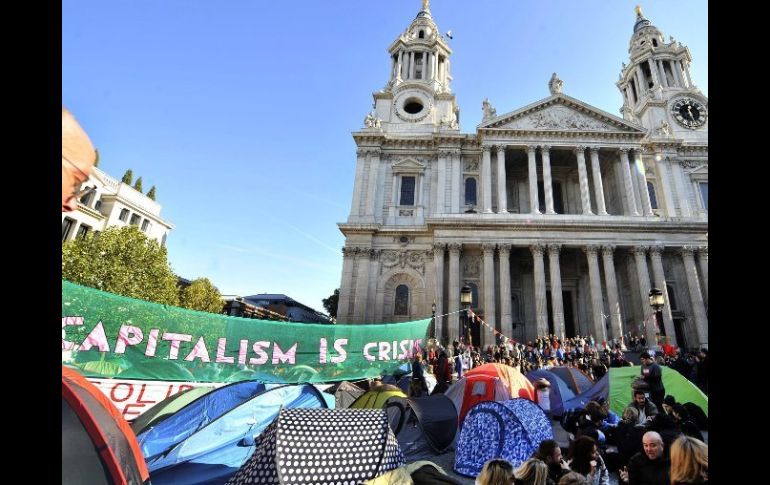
<box><xmin>227</xmin><ymin>408</ymin><xmax>405</xmax><ymax>485</ymax></box>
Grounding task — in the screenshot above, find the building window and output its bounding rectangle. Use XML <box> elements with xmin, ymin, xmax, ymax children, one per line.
<box><xmin>62</xmin><ymin>218</ymin><xmax>75</xmax><ymax>243</ymax></box>
<box><xmin>418</xmin><ymin>30</ymin><xmax>425</xmax><ymax>39</ymax></box>
<box><xmin>79</xmin><ymin>190</ymin><xmax>95</xmax><ymax>207</ymax></box>
<box><xmin>699</xmin><ymin>182</ymin><xmax>708</xmax><ymax>211</ymax></box>
<box><xmin>119</xmin><ymin>208</ymin><xmax>129</xmax><ymax>222</ymax></box>
<box><xmin>400</xmin><ymin>176</ymin><xmax>416</xmax><ymax>206</ymax></box>
<box><xmin>465</xmin><ymin>178</ymin><xmax>477</xmax><ymax>205</ymax></box>
<box><xmin>141</xmin><ymin>220</ymin><xmax>150</xmax><ymax>232</ymax></box>
<box><xmin>130</xmin><ymin>214</ymin><xmax>141</xmax><ymax>226</ymax></box>
<box><xmin>161</xmin><ymin>233</ymin><xmax>167</xmax><ymax>247</ymax></box>
<box><xmin>394</xmin><ymin>284</ymin><xmax>409</xmax><ymax>316</ymax></box>
<box><xmin>414</xmin><ymin>53</ymin><xmax>424</xmax><ymax>79</ymax></box>
<box><xmin>94</xmin><ymin>199</ymin><xmax>102</xmax><ymax>211</ymax></box>
<box><xmin>76</xmin><ymin>224</ymin><xmax>90</xmax><ymax>239</ymax></box>
<box><xmin>647</xmin><ymin>181</ymin><xmax>659</xmax><ymax>210</ymax></box>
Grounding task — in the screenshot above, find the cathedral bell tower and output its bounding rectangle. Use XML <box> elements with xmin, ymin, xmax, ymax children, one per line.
<box><xmin>616</xmin><ymin>6</ymin><xmax>708</xmax><ymax>141</ymax></box>
<box><xmin>365</xmin><ymin>0</ymin><xmax>459</xmax><ymax>134</ymax></box>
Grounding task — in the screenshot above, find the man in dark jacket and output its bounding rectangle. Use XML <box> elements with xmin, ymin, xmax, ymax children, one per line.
<box><xmin>639</xmin><ymin>351</ymin><xmax>665</xmax><ymax>411</ymax></box>
<box><xmin>532</xmin><ymin>439</ymin><xmax>570</xmax><ymax>484</ymax></box>
<box><xmin>626</xmin><ymin>390</ymin><xmax>658</xmax><ymax>425</ymax></box>
<box><xmin>619</xmin><ymin>431</ymin><xmax>670</xmax><ymax>485</ymax></box>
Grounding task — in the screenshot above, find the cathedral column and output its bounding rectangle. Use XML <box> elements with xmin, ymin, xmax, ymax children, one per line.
<box><xmin>337</xmin><ymin>247</ymin><xmax>356</xmax><ymax>323</ymax></box>
<box><xmin>451</xmin><ymin>151</ymin><xmax>461</xmax><ymax>214</ymax></box>
<box><xmin>656</xmin><ymin>157</ymin><xmax>678</xmax><ymax>217</ymax></box>
<box><xmin>633</xmin><ymin>149</ymin><xmax>654</xmax><ymax>216</ymax></box>
<box><xmin>619</xmin><ymin>148</ymin><xmax>640</xmax><ymax>216</ymax></box>
<box><xmin>680</xmin><ymin>247</ymin><xmax>708</xmax><ymax>348</ymax></box>
<box><xmin>364</xmin><ymin>149</ymin><xmax>380</xmax><ymax>220</ymax></box>
<box><xmin>635</xmin><ymin>64</ymin><xmax>646</xmax><ymax>93</ymax></box>
<box><xmin>425</xmin><ymin>52</ymin><xmax>432</xmax><ymax>80</ymax></box>
<box><xmin>575</xmin><ymin>146</ymin><xmax>593</xmax><ymax>214</ymax></box>
<box><xmin>482</xmin><ymin>146</ymin><xmax>493</xmax><ymax>213</ymax></box>
<box><xmin>674</xmin><ymin>60</ymin><xmax>686</xmax><ymax>88</ymax></box>
<box><xmin>527</xmin><ymin>145</ymin><xmax>540</xmax><ymax>214</ymax></box>
<box><xmin>447</xmin><ymin>243</ymin><xmax>461</xmax><ymax>345</ymax></box>
<box><xmin>589</xmin><ymin>147</ymin><xmax>608</xmax><ymax>215</ymax></box>
<box><xmin>601</xmin><ymin>245</ymin><xmax>624</xmax><ymax>340</ymax></box>
<box><xmin>409</xmin><ymin>52</ymin><xmax>415</xmax><ymax>79</ymax></box>
<box><xmin>349</xmin><ymin>149</ymin><xmax>366</xmax><ymax>218</ymax></box>
<box><xmin>541</xmin><ymin>145</ymin><xmax>555</xmax><ymax>214</ymax></box>
<box><xmin>649</xmin><ymin>246</ymin><xmax>677</xmax><ymax>345</ymax></box>
<box><xmin>397</xmin><ymin>51</ymin><xmax>404</xmax><ymax>81</ymax></box>
<box><xmin>531</xmin><ymin>244</ymin><xmax>548</xmax><ymax>337</ymax></box>
<box><xmin>433</xmin><ymin>243</ymin><xmax>445</xmax><ymax>342</ymax></box>
<box><xmin>496</xmin><ymin>146</ymin><xmax>508</xmax><ymax>213</ymax></box>
<box><xmin>482</xmin><ymin>243</ymin><xmax>497</xmax><ymax>347</ymax></box>
<box><xmin>658</xmin><ymin>60</ymin><xmax>669</xmax><ymax>88</ymax></box>
<box><xmin>697</xmin><ymin>246</ymin><xmax>708</xmax><ymax>303</ymax></box>
<box><xmin>547</xmin><ymin>244</ymin><xmax>565</xmax><ymax>338</ymax></box>
<box><xmin>584</xmin><ymin>245</ymin><xmax>606</xmax><ymax>342</ymax></box>
<box><xmin>498</xmin><ymin>244</ymin><xmax>513</xmax><ymax>339</ymax></box>
<box><xmin>633</xmin><ymin>246</ymin><xmax>657</xmax><ymax>347</ymax></box>
<box><xmin>670</xmin><ymin>160</ymin><xmax>692</xmax><ymax>217</ymax></box>
<box><xmin>354</xmin><ymin>249</ymin><xmax>372</xmax><ymax>322</ymax></box>
<box><xmin>435</xmin><ymin>151</ymin><xmax>447</xmax><ymax>215</ymax></box>
<box><xmin>647</xmin><ymin>58</ymin><xmax>660</xmax><ymax>87</ymax></box>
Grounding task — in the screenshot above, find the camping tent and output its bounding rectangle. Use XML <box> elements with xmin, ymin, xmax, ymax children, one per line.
<box><xmin>325</xmin><ymin>380</ymin><xmax>366</xmax><ymax>409</ymax></box>
<box><xmin>396</xmin><ymin>373</ymin><xmax>438</xmax><ymax>395</ymax></box>
<box><xmin>607</xmin><ymin>366</ymin><xmax>708</xmax><ymax>417</ymax></box>
<box><xmin>550</xmin><ymin>366</ymin><xmax>594</xmax><ymax>394</ymax></box>
<box><xmin>350</xmin><ymin>384</ymin><xmax>407</xmax><ymax>409</ymax></box>
<box><xmin>62</xmin><ymin>366</ymin><xmax>150</xmax><ymax>485</ymax></box>
<box><xmin>562</xmin><ymin>373</ymin><xmax>610</xmax><ymax>413</ymax></box>
<box><xmin>385</xmin><ymin>395</ymin><xmax>458</xmax><ymax>461</ymax></box>
<box><xmin>454</xmin><ymin>399</ymin><xmax>553</xmax><ymax>477</ymax></box>
<box><xmin>526</xmin><ymin>369</ymin><xmax>577</xmax><ymax>418</ymax></box>
<box><xmin>227</xmin><ymin>408</ymin><xmax>406</xmax><ymax>485</ymax></box>
<box><xmin>131</xmin><ymin>386</ymin><xmax>215</xmax><ymax>435</ymax></box>
<box><xmin>139</xmin><ymin>384</ymin><xmax>327</xmax><ymax>485</ymax></box>
<box><xmin>444</xmin><ymin>374</ymin><xmax>511</xmax><ymax>423</ymax></box>
<box><xmin>465</xmin><ymin>363</ymin><xmax>536</xmax><ymax>401</ymax></box>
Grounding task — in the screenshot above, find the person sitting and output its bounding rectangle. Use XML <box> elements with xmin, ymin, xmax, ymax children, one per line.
<box><xmin>671</xmin><ymin>404</ymin><xmax>704</xmax><ymax>442</ymax></box>
<box><xmin>558</xmin><ymin>472</ymin><xmax>590</xmax><ymax>485</ymax></box>
<box><xmin>533</xmin><ymin>439</ymin><xmax>570</xmax><ymax>484</ymax></box>
<box><xmin>619</xmin><ymin>431</ymin><xmax>670</xmax><ymax>484</ymax></box>
<box><xmin>625</xmin><ymin>390</ymin><xmax>658</xmax><ymax>426</ymax></box>
<box><xmin>514</xmin><ymin>458</ymin><xmax>551</xmax><ymax>485</ymax></box>
<box><xmin>576</xmin><ymin>401</ymin><xmax>606</xmax><ymax>446</ymax></box>
<box><xmin>566</xmin><ymin>436</ymin><xmax>609</xmax><ymax>485</ymax></box>
<box><xmin>597</xmin><ymin>398</ymin><xmax>620</xmax><ymax>442</ymax></box>
<box><xmin>661</xmin><ymin>395</ymin><xmax>677</xmax><ymax>416</ymax></box>
<box><xmin>477</xmin><ymin>458</ymin><xmax>515</xmax><ymax>485</ymax></box>
<box><xmin>669</xmin><ymin>435</ymin><xmax>708</xmax><ymax>484</ymax></box>
<box><xmin>615</xmin><ymin>407</ymin><xmax>646</xmax><ymax>469</ymax></box>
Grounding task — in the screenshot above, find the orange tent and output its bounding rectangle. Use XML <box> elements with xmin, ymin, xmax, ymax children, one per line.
<box><xmin>466</xmin><ymin>363</ymin><xmax>536</xmax><ymax>401</ymax></box>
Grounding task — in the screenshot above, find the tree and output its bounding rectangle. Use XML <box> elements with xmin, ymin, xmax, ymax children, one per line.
<box><xmin>179</xmin><ymin>278</ymin><xmax>223</xmax><ymax>313</ymax></box>
<box><xmin>62</xmin><ymin>225</ymin><xmax>179</xmax><ymax>305</ymax></box>
<box><xmin>322</xmin><ymin>288</ymin><xmax>339</xmax><ymax>320</ymax></box>
<box><xmin>94</xmin><ymin>149</ymin><xmax>100</xmax><ymax>167</ymax></box>
<box><xmin>133</xmin><ymin>176</ymin><xmax>143</xmax><ymax>193</ymax></box>
<box><xmin>147</xmin><ymin>185</ymin><xmax>157</xmax><ymax>200</ymax></box>
<box><xmin>121</xmin><ymin>169</ymin><xmax>134</xmax><ymax>185</ymax></box>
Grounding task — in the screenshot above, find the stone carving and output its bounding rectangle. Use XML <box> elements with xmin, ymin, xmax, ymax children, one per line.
<box><xmin>632</xmin><ymin>246</ymin><xmax>650</xmax><ymax>256</ymax></box>
<box><xmin>601</xmin><ymin>245</ymin><xmax>616</xmax><ymax>256</ymax></box>
<box><xmin>680</xmin><ymin>160</ymin><xmax>706</xmax><ymax>170</ymax></box>
<box><xmin>547</xmin><ymin>244</ymin><xmax>562</xmax><ymax>255</ymax></box>
<box><xmin>464</xmin><ymin>160</ymin><xmax>479</xmax><ymax>172</ymax></box>
<box><xmin>440</xmin><ymin>109</ymin><xmax>458</xmax><ymax>129</ymax></box>
<box><xmin>649</xmin><ymin>245</ymin><xmax>665</xmax><ymax>257</ymax></box>
<box><xmin>498</xmin><ymin>243</ymin><xmax>512</xmax><ymax>254</ymax></box>
<box><xmin>583</xmin><ymin>245</ymin><xmax>601</xmax><ymax>256</ymax></box>
<box><xmin>448</xmin><ymin>243</ymin><xmax>462</xmax><ymax>254</ymax></box>
<box><xmin>530</xmin><ymin>244</ymin><xmax>546</xmax><ymax>257</ymax></box>
<box><xmin>481</xmin><ymin>243</ymin><xmax>497</xmax><ymax>254</ymax></box>
<box><xmin>482</xmin><ymin>98</ymin><xmax>497</xmax><ymax>121</ymax></box>
<box><xmin>432</xmin><ymin>243</ymin><xmax>445</xmax><ymax>254</ymax></box>
<box><xmin>679</xmin><ymin>246</ymin><xmax>697</xmax><ymax>257</ymax></box>
<box><xmin>462</xmin><ymin>256</ymin><xmax>481</xmax><ymax>277</ymax></box>
<box><xmin>698</xmin><ymin>246</ymin><xmax>708</xmax><ymax>257</ymax></box>
<box><xmin>399</xmin><ymin>209</ymin><xmax>414</xmax><ymax>216</ymax></box>
<box><xmin>364</xmin><ymin>111</ymin><xmax>382</xmax><ymax>129</ymax></box>
<box><xmin>507</xmin><ymin>106</ymin><xmax>608</xmax><ymax>130</ymax></box>
<box><xmin>656</xmin><ymin>120</ymin><xmax>672</xmax><ymax>137</ymax></box>
<box><xmin>381</xmin><ymin>250</ymin><xmax>426</xmax><ymax>275</ymax></box>
<box><xmin>548</xmin><ymin>73</ymin><xmax>564</xmax><ymax>95</ymax></box>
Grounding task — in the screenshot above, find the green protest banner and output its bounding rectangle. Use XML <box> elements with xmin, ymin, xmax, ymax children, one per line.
<box><xmin>62</xmin><ymin>281</ymin><xmax>429</xmax><ymax>383</ymax></box>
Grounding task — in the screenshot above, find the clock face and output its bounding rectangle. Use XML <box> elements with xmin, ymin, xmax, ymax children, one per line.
<box><xmin>671</xmin><ymin>97</ymin><xmax>707</xmax><ymax>129</ymax></box>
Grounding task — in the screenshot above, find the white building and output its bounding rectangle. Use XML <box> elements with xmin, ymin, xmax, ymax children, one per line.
<box><xmin>337</xmin><ymin>4</ymin><xmax>707</xmax><ymax>351</ymax></box>
<box><xmin>61</xmin><ymin>167</ymin><xmax>174</xmax><ymax>245</ymax></box>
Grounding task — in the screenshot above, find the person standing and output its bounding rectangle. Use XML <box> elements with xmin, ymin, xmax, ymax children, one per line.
<box><xmin>639</xmin><ymin>351</ymin><xmax>666</xmax><ymax>412</ymax></box>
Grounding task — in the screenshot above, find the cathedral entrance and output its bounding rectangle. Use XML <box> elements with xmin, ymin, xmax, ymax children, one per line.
<box><xmin>547</xmin><ymin>290</ymin><xmax>576</xmax><ymax>338</ymax></box>
<box><xmin>674</xmin><ymin>317</ymin><xmax>688</xmax><ymax>350</ymax></box>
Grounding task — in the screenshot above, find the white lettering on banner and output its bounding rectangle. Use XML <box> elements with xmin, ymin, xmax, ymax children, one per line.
<box><xmin>87</xmin><ymin>378</ymin><xmax>221</xmax><ymax>421</ymax></box>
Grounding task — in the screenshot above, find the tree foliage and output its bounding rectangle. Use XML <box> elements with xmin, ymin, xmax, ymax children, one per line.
<box><xmin>121</xmin><ymin>169</ymin><xmax>134</xmax><ymax>185</ymax></box>
<box><xmin>322</xmin><ymin>288</ymin><xmax>339</xmax><ymax>320</ymax></box>
<box><xmin>62</xmin><ymin>225</ymin><xmax>179</xmax><ymax>305</ymax></box>
<box><xmin>133</xmin><ymin>176</ymin><xmax>143</xmax><ymax>193</ymax></box>
<box><xmin>147</xmin><ymin>185</ymin><xmax>157</xmax><ymax>200</ymax></box>
<box><xmin>179</xmin><ymin>278</ymin><xmax>223</xmax><ymax>313</ymax></box>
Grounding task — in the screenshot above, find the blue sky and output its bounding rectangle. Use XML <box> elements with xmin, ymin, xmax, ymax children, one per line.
<box><xmin>62</xmin><ymin>0</ymin><xmax>707</xmax><ymax>314</ymax></box>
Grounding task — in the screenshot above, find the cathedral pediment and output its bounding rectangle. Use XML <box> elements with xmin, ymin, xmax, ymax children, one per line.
<box><xmin>479</xmin><ymin>94</ymin><xmax>645</xmax><ymax>133</ymax></box>
<box><xmin>391</xmin><ymin>158</ymin><xmax>426</xmax><ymax>173</ymax></box>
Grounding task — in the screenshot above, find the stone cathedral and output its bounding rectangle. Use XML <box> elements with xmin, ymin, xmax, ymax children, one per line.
<box><xmin>336</xmin><ymin>2</ymin><xmax>707</xmax><ymax>351</ymax></box>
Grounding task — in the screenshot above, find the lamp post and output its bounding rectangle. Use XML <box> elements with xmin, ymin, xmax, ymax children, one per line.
<box><xmin>461</xmin><ymin>284</ymin><xmax>472</xmax><ymax>348</ymax></box>
<box><xmin>430</xmin><ymin>300</ymin><xmax>436</xmax><ymax>339</ymax></box>
<box><xmin>648</xmin><ymin>287</ymin><xmax>665</xmax><ymax>349</ymax></box>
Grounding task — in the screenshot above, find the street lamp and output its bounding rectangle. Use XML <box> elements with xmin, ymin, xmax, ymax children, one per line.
<box><xmin>430</xmin><ymin>300</ymin><xmax>437</xmax><ymax>339</ymax></box>
<box><xmin>461</xmin><ymin>285</ymin><xmax>472</xmax><ymax>347</ymax></box>
<box><xmin>648</xmin><ymin>288</ymin><xmax>664</xmax><ymax>346</ymax></box>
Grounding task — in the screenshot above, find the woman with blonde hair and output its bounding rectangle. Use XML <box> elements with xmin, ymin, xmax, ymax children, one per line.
<box><xmin>670</xmin><ymin>435</ymin><xmax>708</xmax><ymax>484</ymax></box>
<box><xmin>477</xmin><ymin>458</ymin><xmax>514</xmax><ymax>485</ymax></box>
<box><xmin>513</xmin><ymin>458</ymin><xmax>550</xmax><ymax>485</ymax></box>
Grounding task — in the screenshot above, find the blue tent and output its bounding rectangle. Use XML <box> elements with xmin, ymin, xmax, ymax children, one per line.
<box><xmin>562</xmin><ymin>373</ymin><xmax>610</xmax><ymax>412</ymax></box>
<box><xmin>137</xmin><ymin>383</ymin><xmax>327</xmax><ymax>485</ymax></box>
<box><xmin>526</xmin><ymin>369</ymin><xmax>577</xmax><ymax>418</ymax></box>
<box><xmin>454</xmin><ymin>399</ymin><xmax>553</xmax><ymax>477</ymax></box>
<box><xmin>550</xmin><ymin>366</ymin><xmax>594</xmax><ymax>394</ymax></box>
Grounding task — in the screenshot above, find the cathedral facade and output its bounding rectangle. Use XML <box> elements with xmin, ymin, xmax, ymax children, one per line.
<box><xmin>337</xmin><ymin>3</ymin><xmax>707</xmax><ymax>351</ymax></box>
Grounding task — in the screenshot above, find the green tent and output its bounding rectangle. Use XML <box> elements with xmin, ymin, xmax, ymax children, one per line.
<box><xmin>609</xmin><ymin>366</ymin><xmax>708</xmax><ymax>417</ymax></box>
<box><xmin>130</xmin><ymin>386</ymin><xmax>214</xmax><ymax>434</ymax></box>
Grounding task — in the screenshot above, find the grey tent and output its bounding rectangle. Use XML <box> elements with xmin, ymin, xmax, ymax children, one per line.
<box><xmin>227</xmin><ymin>408</ymin><xmax>405</xmax><ymax>485</ymax></box>
<box><xmin>326</xmin><ymin>380</ymin><xmax>366</xmax><ymax>408</ymax></box>
<box><xmin>385</xmin><ymin>395</ymin><xmax>459</xmax><ymax>461</ymax></box>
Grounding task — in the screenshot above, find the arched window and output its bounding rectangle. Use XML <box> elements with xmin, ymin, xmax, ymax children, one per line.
<box><xmin>652</xmin><ymin>39</ymin><xmax>658</xmax><ymax>47</ymax></box>
<box><xmin>418</xmin><ymin>30</ymin><xmax>425</xmax><ymax>39</ymax></box>
<box><xmin>465</xmin><ymin>178</ymin><xmax>477</xmax><ymax>205</ymax></box>
<box><xmin>647</xmin><ymin>181</ymin><xmax>658</xmax><ymax>210</ymax></box>
<box><xmin>395</xmin><ymin>284</ymin><xmax>409</xmax><ymax>315</ymax></box>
